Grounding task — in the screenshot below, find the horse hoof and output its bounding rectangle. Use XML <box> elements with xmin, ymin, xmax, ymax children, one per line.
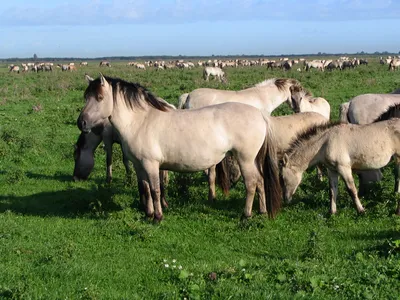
<box><xmin>240</xmin><ymin>213</ymin><xmax>251</xmax><ymax>221</ymax></box>
<box><xmin>154</xmin><ymin>213</ymin><xmax>164</xmax><ymax>223</ymax></box>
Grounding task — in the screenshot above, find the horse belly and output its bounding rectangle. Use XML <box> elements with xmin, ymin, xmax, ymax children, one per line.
<box><xmin>351</xmin><ymin>151</ymin><xmax>392</xmax><ymax>170</ymax></box>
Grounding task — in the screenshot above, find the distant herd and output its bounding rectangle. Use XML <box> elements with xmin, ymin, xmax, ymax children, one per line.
<box><xmin>7</xmin><ymin>55</ymin><xmax>400</xmax><ymax>75</ymax></box>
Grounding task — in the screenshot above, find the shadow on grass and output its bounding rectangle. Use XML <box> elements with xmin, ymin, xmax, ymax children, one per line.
<box><xmin>0</xmin><ymin>186</ymin><xmax>125</xmax><ymax>218</ymax></box>
<box><xmin>25</xmin><ymin>171</ymin><xmax>72</xmax><ymax>183</ymax></box>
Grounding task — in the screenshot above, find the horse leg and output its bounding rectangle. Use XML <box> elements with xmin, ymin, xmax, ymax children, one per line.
<box><xmin>338</xmin><ymin>166</ymin><xmax>365</xmax><ymax>214</ymax></box>
<box><xmin>135</xmin><ymin>166</ymin><xmax>154</xmax><ymax>218</ymax></box>
<box><xmin>316</xmin><ymin>165</ymin><xmax>324</xmax><ymax>181</ymax></box>
<box><xmin>160</xmin><ymin>170</ymin><xmax>169</xmax><ymax>208</ymax></box>
<box><xmin>143</xmin><ymin>162</ymin><xmax>163</xmax><ymax>221</ymax></box>
<box><xmin>256</xmin><ymin>177</ymin><xmax>267</xmax><ymax>215</ymax></box>
<box><xmin>208</xmin><ymin>165</ymin><xmax>216</xmax><ymax>202</ymax></box>
<box><xmin>239</xmin><ymin>162</ymin><xmax>258</xmax><ymax>218</ymax></box>
<box><xmin>121</xmin><ymin>148</ymin><xmax>133</xmax><ymax>182</ymax></box>
<box><xmin>394</xmin><ymin>156</ymin><xmax>400</xmax><ymax>194</ymax></box>
<box><xmin>327</xmin><ymin>169</ymin><xmax>339</xmax><ymax>214</ymax></box>
<box><xmin>104</xmin><ymin>142</ymin><xmax>113</xmax><ymax>184</ymax></box>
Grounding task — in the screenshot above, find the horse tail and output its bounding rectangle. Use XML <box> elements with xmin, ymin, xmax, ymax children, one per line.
<box><xmin>178</xmin><ymin>93</ymin><xmax>189</xmax><ymax>109</ymax></box>
<box><xmin>256</xmin><ymin>117</ymin><xmax>282</xmax><ymax>218</ymax></box>
<box><xmin>216</xmin><ymin>159</ymin><xmax>230</xmax><ymax>196</ymax></box>
<box><xmin>339</xmin><ymin>102</ymin><xmax>350</xmax><ymax>123</ymax></box>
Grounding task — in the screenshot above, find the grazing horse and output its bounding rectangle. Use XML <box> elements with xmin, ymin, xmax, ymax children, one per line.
<box><xmin>339</xmin><ymin>93</ymin><xmax>400</xmax><ymax>194</ymax></box>
<box><xmin>58</xmin><ymin>64</ymin><xmax>69</xmax><ymax>72</ymax></box>
<box><xmin>281</xmin><ymin>121</ymin><xmax>400</xmax><ymax>215</ymax></box>
<box><xmin>215</xmin><ymin>112</ymin><xmax>329</xmax><ymax>196</ymax></box>
<box><xmin>99</xmin><ymin>61</ymin><xmax>111</xmax><ymax>67</ymax></box>
<box><xmin>73</xmin><ymin>118</ymin><xmax>170</xmax><ymax>209</ymax></box>
<box><xmin>178</xmin><ymin>78</ymin><xmax>306</xmax><ymax>116</ymax></box>
<box><xmin>9</xmin><ymin>65</ymin><xmax>20</xmax><ymax>73</ymax></box>
<box><xmin>305</xmin><ymin>60</ymin><xmax>324</xmax><ymax>72</ymax></box>
<box><xmin>77</xmin><ymin>75</ymin><xmax>282</xmax><ymax>220</ymax></box>
<box><xmin>203</xmin><ymin>67</ymin><xmax>226</xmax><ymax>83</ymax></box>
<box><xmin>290</xmin><ymin>89</ymin><xmax>331</xmax><ymax>120</ymax></box>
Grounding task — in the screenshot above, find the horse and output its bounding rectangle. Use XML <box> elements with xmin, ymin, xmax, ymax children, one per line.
<box><xmin>305</xmin><ymin>60</ymin><xmax>324</xmax><ymax>72</ymax></box>
<box><xmin>216</xmin><ymin>112</ymin><xmax>329</xmax><ymax>193</ymax></box>
<box><xmin>178</xmin><ymin>78</ymin><xmax>307</xmax><ymax>117</ymax></box>
<box><xmin>77</xmin><ymin>74</ymin><xmax>282</xmax><ymax>221</ymax></box>
<box><xmin>73</xmin><ymin>118</ymin><xmax>170</xmax><ymax>209</ymax></box>
<box><xmin>9</xmin><ymin>65</ymin><xmax>20</xmax><ymax>73</ymax></box>
<box><xmin>203</xmin><ymin>67</ymin><xmax>226</xmax><ymax>83</ymax></box>
<box><xmin>290</xmin><ymin>89</ymin><xmax>331</xmax><ymax>120</ymax></box>
<box><xmin>281</xmin><ymin>120</ymin><xmax>400</xmax><ymax>215</ymax></box>
<box><xmin>99</xmin><ymin>61</ymin><xmax>111</xmax><ymax>67</ymax></box>
<box><xmin>57</xmin><ymin>64</ymin><xmax>69</xmax><ymax>72</ymax></box>
<box><xmin>339</xmin><ymin>93</ymin><xmax>400</xmax><ymax>194</ymax></box>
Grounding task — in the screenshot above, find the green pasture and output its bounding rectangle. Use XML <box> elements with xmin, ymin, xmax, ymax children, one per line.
<box><xmin>1</xmin><ymin>59</ymin><xmax>400</xmax><ymax>299</ymax></box>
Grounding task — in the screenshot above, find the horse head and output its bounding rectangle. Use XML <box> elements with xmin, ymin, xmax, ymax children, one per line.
<box><xmin>280</xmin><ymin>153</ymin><xmax>303</xmax><ymax>203</ymax></box>
<box><xmin>290</xmin><ymin>85</ymin><xmax>310</xmax><ymax>113</ymax></box>
<box><xmin>78</xmin><ymin>74</ymin><xmax>113</xmax><ymax>133</ymax></box>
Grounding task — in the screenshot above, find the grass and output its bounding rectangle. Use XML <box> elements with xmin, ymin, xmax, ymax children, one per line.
<box><xmin>1</xmin><ymin>59</ymin><xmax>400</xmax><ymax>299</ymax></box>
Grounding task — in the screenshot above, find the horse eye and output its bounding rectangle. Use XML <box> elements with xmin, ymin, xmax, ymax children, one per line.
<box><xmin>98</xmin><ymin>94</ymin><xmax>104</xmax><ymax>101</ymax></box>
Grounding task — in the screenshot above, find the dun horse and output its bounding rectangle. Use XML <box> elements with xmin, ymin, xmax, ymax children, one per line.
<box><xmin>73</xmin><ymin>120</ymin><xmax>169</xmax><ymax>208</ymax></box>
<box><xmin>178</xmin><ymin>78</ymin><xmax>307</xmax><ymax>116</ymax></box>
<box><xmin>77</xmin><ymin>75</ymin><xmax>282</xmax><ymax>221</ymax></box>
<box><xmin>340</xmin><ymin>93</ymin><xmax>400</xmax><ymax>193</ymax></box>
<box><xmin>290</xmin><ymin>89</ymin><xmax>331</xmax><ymax>120</ymax></box>
<box><xmin>203</xmin><ymin>67</ymin><xmax>226</xmax><ymax>83</ymax></box>
<box><xmin>281</xmin><ymin>119</ymin><xmax>400</xmax><ymax>215</ymax></box>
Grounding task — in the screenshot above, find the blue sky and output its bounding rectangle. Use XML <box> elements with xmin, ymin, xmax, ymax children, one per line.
<box><xmin>1</xmin><ymin>0</ymin><xmax>399</xmax><ymax>58</ymax></box>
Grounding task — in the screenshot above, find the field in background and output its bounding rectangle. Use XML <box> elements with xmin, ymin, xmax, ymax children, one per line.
<box><xmin>1</xmin><ymin>59</ymin><xmax>400</xmax><ymax>299</ymax></box>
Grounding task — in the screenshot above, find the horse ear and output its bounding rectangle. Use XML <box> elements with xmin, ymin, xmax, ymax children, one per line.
<box><xmin>99</xmin><ymin>73</ymin><xmax>107</xmax><ymax>86</ymax></box>
<box><xmin>85</xmin><ymin>74</ymin><xmax>94</xmax><ymax>83</ymax></box>
<box><xmin>283</xmin><ymin>153</ymin><xmax>289</xmax><ymax>166</ymax></box>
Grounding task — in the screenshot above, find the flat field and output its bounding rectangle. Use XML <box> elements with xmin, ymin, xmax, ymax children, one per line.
<box><xmin>1</xmin><ymin>59</ymin><xmax>400</xmax><ymax>299</ymax></box>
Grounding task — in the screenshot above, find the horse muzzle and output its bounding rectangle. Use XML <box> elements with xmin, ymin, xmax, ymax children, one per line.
<box><xmin>77</xmin><ymin>114</ymin><xmax>92</xmax><ymax>133</ymax></box>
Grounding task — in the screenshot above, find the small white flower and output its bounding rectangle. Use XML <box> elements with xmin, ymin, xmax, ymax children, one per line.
<box><xmin>178</xmin><ymin>265</ymin><xmax>183</xmax><ymax>270</ymax></box>
<box><xmin>163</xmin><ymin>259</ymin><xmax>167</xmax><ymax>263</ymax></box>
<box><xmin>190</xmin><ymin>273</ymin><xmax>194</xmax><ymax>276</ymax></box>
<box><xmin>334</xmin><ymin>284</ymin><xmax>339</xmax><ymax>290</ymax></box>
<box><xmin>164</xmin><ymin>264</ymin><xmax>169</xmax><ymax>268</ymax></box>
<box><xmin>242</xmin><ymin>268</ymin><xmax>246</xmax><ymax>272</ymax></box>
<box><xmin>172</xmin><ymin>265</ymin><xmax>176</xmax><ymax>269</ymax></box>
<box><xmin>172</xmin><ymin>259</ymin><xmax>177</xmax><ymax>263</ymax></box>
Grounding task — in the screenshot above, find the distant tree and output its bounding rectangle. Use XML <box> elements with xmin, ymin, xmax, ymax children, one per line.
<box><xmin>33</xmin><ymin>53</ymin><xmax>38</xmax><ymax>61</ymax></box>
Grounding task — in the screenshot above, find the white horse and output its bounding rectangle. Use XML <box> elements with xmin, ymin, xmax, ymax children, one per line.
<box><xmin>77</xmin><ymin>74</ymin><xmax>282</xmax><ymax>221</ymax></box>
<box><xmin>178</xmin><ymin>78</ymin><xmax>307</xmax><ymax>116</ymax></box>
<box><xmin>203</xmin><ymin>67</ymin><xmax>226</xmax><ymax>82</ymax></box>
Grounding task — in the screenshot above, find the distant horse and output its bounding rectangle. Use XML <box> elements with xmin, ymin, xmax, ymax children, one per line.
<box><xmin>99</xmin><ymin>61</ymin><xmax>111</xmax><ymax>67</ymax></box>
<box><xmin>305</xmin><ymin>60</ymin><xmax>324</xmax><ymax>71</ymax></box>
<box><xmin>9</xmin><ymin>65</ymin><xmax>20</xmax><ymax>73</ymax></box>
<box><xmin>178</xmin><ymin>78</ymin><xmax>307</xmax><ymax>116</ymax></box>
<box><xmin>290</xmin><ymin>89</ymin><xmax>331</xmax><ymax>120</ymax></box>
<box><xmin>203</xmin><ymin>67</ymin><xmax>226</xmax><ymax>83</ymax></box>
<box><xmin>281</xmin><ymin>120</ymin><xmax>400</xmax><ymax>215</ymax></box>
<box><xmin>80</xmin><ymin>62</ymin><xmax>88</xmax><ymax>66</ymax></box>
<box><xmin>77</xmin><ymin>74</ymin><xmax>282</xmax><ymax>220</ymax></box>
<box><xmin>57</xmin><ymin>64</ymin><xmax>69</xmax><ymax>72</ymax></box>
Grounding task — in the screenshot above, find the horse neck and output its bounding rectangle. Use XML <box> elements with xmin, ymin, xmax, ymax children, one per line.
<box><xmin>288</xmin><ymin>131</ymin><xmax>328</xmax><ymax>172</ymax></box>
<box><xmin>110</xmin><ymin>95</ymin><xmax>149</xmax><ymax>136</ymax></box>
<box><xmin>257</xmin><ymin>85</ymin><xmax>290</xmax><ymax>114</ymax></box>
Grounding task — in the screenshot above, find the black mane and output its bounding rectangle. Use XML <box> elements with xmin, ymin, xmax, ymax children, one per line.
<box><xmin>373</xmin><ymin>103</ymin><xmax>400</xmax><ymax>123</ymax></box>
<box><xmin>286</xmin><ymin>121</ymin><xmax>341</xmax><ymax>156</ymax></box>
<box><xmin>84</xmin><ymin>76</ymin><xmax>169</xmax><ymax>112</ymax></box>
